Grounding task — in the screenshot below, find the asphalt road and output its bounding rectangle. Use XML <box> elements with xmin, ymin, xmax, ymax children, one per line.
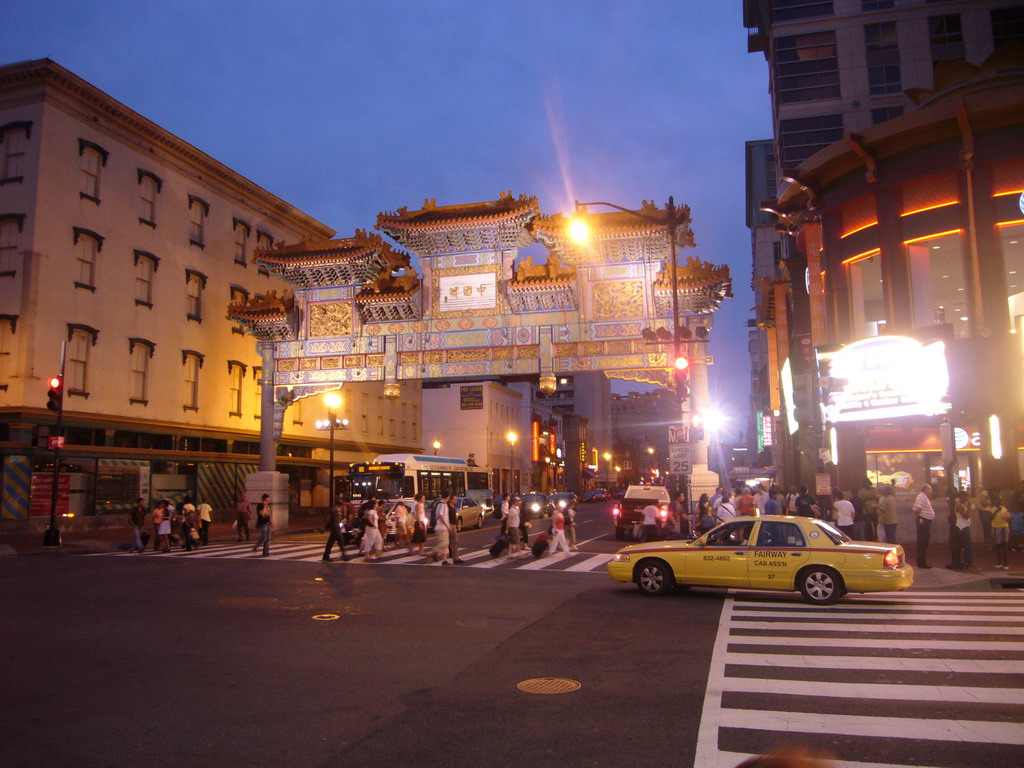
<box><xmin>0</xmin><ymin>502</ymin><xmax>721</xmax><ymax>768</ymax></box>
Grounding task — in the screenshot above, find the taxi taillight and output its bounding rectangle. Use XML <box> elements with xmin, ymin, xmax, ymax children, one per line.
<box><xmin>883</xmin><ymin>549</ymin><xmax>900</xmax><ymax>569</ymax></box>
<box><xmin>659</xmin><ymin>506</ymin><xmax>668</xmax><ymax>519</ymax></box>
<box><xmin>612</xmin><ymin>506</ymin><xmax>621</xmax><ymax>517</ymax></box>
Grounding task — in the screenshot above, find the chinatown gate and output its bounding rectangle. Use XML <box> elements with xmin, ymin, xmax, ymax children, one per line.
<box><xmin>228</xmin><ymin>192</ymin><xmax>731</xmax><ymax>527</ymax></box>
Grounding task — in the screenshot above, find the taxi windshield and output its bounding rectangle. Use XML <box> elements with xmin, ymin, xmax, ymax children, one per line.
<box><xmin>812</xmin><ymin>519</ymin><xmax>850</xmax><ymax>544</ymax></box>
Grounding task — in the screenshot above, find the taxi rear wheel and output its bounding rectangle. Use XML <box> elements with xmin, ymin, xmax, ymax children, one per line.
<box><xmin>635</xmin><ymin>559</ymin><xmax>674</xmax><ymax>596</ymax></box>
<box><xmin>797</xmin><ymin>566</ymin><xmax>844</xmax><ymax>605</ymax></box>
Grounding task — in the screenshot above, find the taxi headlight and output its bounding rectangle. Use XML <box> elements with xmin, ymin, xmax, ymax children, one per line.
<box><xmin>558</xmin><ymin>501</ymin><xmax>567</xmax><ymax>508</ymax></box>
<box><xmin>613</xmin><ymin>553</ymin><xmax>631</xmax><ymax>563</ymax></box>
<box><xmin>531</xmin><ymin>503</ymin><xmax>540</xmax><ymax>511</ymax></box>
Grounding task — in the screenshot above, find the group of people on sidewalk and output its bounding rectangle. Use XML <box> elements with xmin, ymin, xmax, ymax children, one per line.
<box><xmin>691</xmin><ymin>479</ymin><xmax>1023</xmax><ymax>573</ymax></box>
<box><xmin>127</xmin><ymin>493</ymin><xmax>272</xmax><ymax>555</ymax></box>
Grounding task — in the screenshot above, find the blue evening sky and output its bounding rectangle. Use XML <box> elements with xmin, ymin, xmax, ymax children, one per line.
<box><xmin>1</xmin><ymin>0</ymin><xmax>772</xmax><ymax>440</ymax></box>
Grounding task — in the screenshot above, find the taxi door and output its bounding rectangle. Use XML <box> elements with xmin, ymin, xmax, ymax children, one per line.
<box><xmin>683</xmin><ymin>519</ymin><xmax>756</xmax><ymax>587</ymax></box>
<box><xmin>747</xmin><ymin>520</ymin><xmax>810</xmax><ymax>589</ymax></box>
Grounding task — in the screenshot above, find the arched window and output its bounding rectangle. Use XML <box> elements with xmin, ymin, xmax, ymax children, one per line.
<box><xmin>137</xmin><ymin>169</ymin><xmax>162</xmax><ymax>227</ymax></box>
<box><xmin>1</xmin><ymin>121</ymin><xmax>31</xmax><ymax>182</ymax></box>
<box><xmin>228</xmin><ymin>360</ymin><xmax>247</xmax><ymax>416</ymax></box>
<box><xmin>73</xmin><ymin>227</ymin><xmax>104</xmax><ymax>290</ymax></box>
<box><xmin>66</xmin><ymin>324</ymin><xmax>99</xmax><ymax>394</ymax></box>
<box><xmin>233</xmin><ymin>218</ymin><xmax>251</xmax><ymax>265</ymax></box>
<box><xmin>188</xmin><ymin>195</ymin><xmax>209</xmax><ymax>248</ymax></box>
<box><xmin>129</xmin><ymin>338</ymin><xmax>155</xmax><ymax>404</ymax></box>
<box><xmin>134</xmin><ymin>250</ymin><xmax>159</xmax><ymax>306</ymax></box>
<box><xmin>185</xmin><ymin>269</ymin><xmax>207</xmax><ymax>321</ymax></box>
<box><xmin>78</xmin><ymin>139</ymin><xmax>108</xmax><ymax>202</ymax></box>
<box><xmin>182</xmin><ymin>350</ymin><xmax>204</xmax><ymax>411</ymax></box>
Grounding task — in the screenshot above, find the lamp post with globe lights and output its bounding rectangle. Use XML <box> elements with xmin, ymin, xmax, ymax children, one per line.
<box><xmin>432</xmin><ymin>439</ymin><xmax>441</xmax><ymax>456</ymax></box>
<box><xmin>316</xmin><ymin>392</ymin><xmax>348</xmax><ymax>505</ymax></box>
<box><xmin>507</xmin><ymin>431</ymin><xmax>518</xmax><ymax>495</ymax></box>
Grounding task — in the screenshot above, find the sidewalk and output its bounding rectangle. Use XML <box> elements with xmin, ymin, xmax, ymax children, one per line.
<box><xmin>0</xmin><ymin>514</ymin><xmax>327</xmax><ymax>557</ymax></box>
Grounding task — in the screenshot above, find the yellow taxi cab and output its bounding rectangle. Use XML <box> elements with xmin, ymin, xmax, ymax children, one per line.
<box><xmin>607</xmin><ymin>514</ymin><xmax>913</xmax><ymax>605</ymax></box>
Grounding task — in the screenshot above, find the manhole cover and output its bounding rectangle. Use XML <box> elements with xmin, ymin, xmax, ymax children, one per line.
<box><xmin>312</xmin><ymin>614</ymin><xmax>340</xmax><ymax>621</ymax></box>
<box><xmin>517</xmin><ymin>677</ymin><xmax>581</xmax><ymax>694</ymax></box>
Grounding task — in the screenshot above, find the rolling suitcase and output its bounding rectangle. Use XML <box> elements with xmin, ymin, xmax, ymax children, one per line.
<box><xmin>531</xmin><ymin>533</ymin><xmax>550</xmax><ymax>558</ymax></box>
<box><xmin>489</xmin><ymin>535</ymin><xmax>509</xmax><ymax>559</ymax></box>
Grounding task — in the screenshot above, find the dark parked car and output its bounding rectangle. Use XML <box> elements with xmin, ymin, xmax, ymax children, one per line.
<box><xmin>580</xmin><ymin>488</ymin><xmax>611</xmax><ymax>503</ymax></box>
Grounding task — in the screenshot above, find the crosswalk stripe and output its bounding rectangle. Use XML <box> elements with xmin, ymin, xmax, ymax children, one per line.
<box><xmin>731</xmin><ymin>610</ymin><xmax>1024</xmax><ymax>623</ymax></box>
<box><xmin>729</xmin><ymin>620</ymin><xmax>1024</xmax><ymax>635</ymax></box>
<box><xmin>563</xmin><ymin>554</ymin><xmax>613</xmax><ymax>572</ymax></box>
<box><xmin>722</xmin><ymin>675</ymin><xmax>1024</xmax><ymax>705</ymax></box>
<box><xmin>733</xmin><ymin>603</ymin><xmax>1024</xmax><ymax>614</ymax></box>
<box><xmin>515</xmin><ymin>553</ymin><xmax>575</xmax><ymax>570</ymax></box>
<box><xmin>716</xmin><ymin>708</ymin><xmax>1024</xmax><ymax>744</ymax></box>
<box><xmin>714</xmin><ymin>751</ymin><xmax>946</xmax><ymax>768</ymax></box>
<box><xmin>721</xmin><ymin>652</ymin><xmax>1016</xmax><ymax>674</ymax></box>
<box><xmin>726</xmin><ymin>634</ymin><xmax>1022</xmax><ymax>651</ymax></box>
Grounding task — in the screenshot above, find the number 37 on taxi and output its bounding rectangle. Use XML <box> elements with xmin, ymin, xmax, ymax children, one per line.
<box><xmin>606</xmin><ymin>515</ymin><xmax>912</xmax><ymax>605</ymax></box>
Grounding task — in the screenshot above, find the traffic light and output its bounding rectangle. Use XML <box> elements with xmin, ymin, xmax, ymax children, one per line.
<box><xmin>46</xmin><ymin>375</ymin><xmax>63</xmax><ymax>413</ymax></box>
<box><xmin>674</xmin><ymin>357</ymin><xmax>690</xmax><ymax>401</ymax></box>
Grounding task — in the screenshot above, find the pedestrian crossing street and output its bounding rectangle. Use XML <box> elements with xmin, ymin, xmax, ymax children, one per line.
<box><xmin>96</xmin><ymin>540</ymin><xmax>614</xmax><ymax>574</ymax></box>
<box><xmin>694</xmin><ymin>590</ymin><xmax>1024</xmax><ymax>768</ymax></box>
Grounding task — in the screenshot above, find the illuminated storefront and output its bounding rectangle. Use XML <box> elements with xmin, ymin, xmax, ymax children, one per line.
<box><xmin>770</xmin><ymin>48</ymin><xmax>1024</xmax><ymax>492</ymax></box>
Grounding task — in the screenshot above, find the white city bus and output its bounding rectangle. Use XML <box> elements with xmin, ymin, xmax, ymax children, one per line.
<box><xmin>348</xmin><ymin>454</ymin><xmax>491</xmax><ymax>508</ymax></box>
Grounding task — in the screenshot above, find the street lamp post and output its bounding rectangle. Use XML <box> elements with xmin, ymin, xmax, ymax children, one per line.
<box><xmin>316</xmin><ymin>392</ymin><xmax>348</xmax><ymax>505</ymax></box>
<box><xmin>572</xmin><ymin>197</ymin><xmax>690</xmax><ymax>411</ymax></box>
<box><xmin>507</xmin><ymin>431</ymin><xmax>518</xmax><ymax>495</ymax></box>
<box><xmin>432</xmin><ymin>440</ymin><xmax>441</xmax><ymax>456</ymax></box>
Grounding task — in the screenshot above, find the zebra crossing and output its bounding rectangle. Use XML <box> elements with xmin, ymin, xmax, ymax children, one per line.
<box><xmin>694</xmin><ymin>590</ymin><xmax>1024</xmax><ymax>768</ymax></box>
<box><xmin>95</xmin><ymin>539</ymin><xmax>614</xmax><ymax>574</ymax></box>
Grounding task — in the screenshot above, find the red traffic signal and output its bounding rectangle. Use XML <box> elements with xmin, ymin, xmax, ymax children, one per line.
<box><xmin>674</xmin><ymin>356</ymin><xmax>689</xmax><ymax>371</ymax></box>
<box><xmin>46</xmin><ymin>375</ymin><xmax>63</xmax><ymax>413</ymax></box>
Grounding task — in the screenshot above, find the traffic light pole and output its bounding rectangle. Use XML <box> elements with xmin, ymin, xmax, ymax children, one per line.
<box><xmin>43</xmin><ymin>343</ymin><xmax>66</xmax><ymax>547</ymax></box>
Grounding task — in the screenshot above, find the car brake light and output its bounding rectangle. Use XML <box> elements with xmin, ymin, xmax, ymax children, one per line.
<box><xmin>612</xmin><ymin>507</ymin><xmax>620</xmax><ymax>517</ymax></box>
<box><xmin>659</xmin><ymin>507</ymin><xmax>668</xmax><ymax>519</ymax></box>
<box><xmin>883</xmin><ymin>549</ymin><xmax>900</xmax><ymax>569</ymax></box>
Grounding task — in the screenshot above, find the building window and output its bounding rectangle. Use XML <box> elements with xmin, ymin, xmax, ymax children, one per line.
<box><xmin>229</xmin><ymin>285</ymin><xmax>249</xmax><ymax>332</ymax></box>
<box><xmin>929</xmin><ymin>14</ymin><xmax>965</xmax><ymax>64</ymax></box>
<box><xmin>871</xmin><ymin>106</ymin><xmax>904</xmax><ymax>124</ymax></box>
<box><xmin>78</xmin><ymin>140</ymin><xmax>107</xmax><ymax>202</ymax></box>
<box><xmin>778</xmin><ymin>114</ymin><xmax>843</xmax><ymax>168</ymax></box>
<box><xmin>185</xmin><ymin>269</ymin><xmax>207</xmax><ymax>321</ymax></box>
<box><xmin>1001</xmin><ymin>222</ymin><xmax>1024</xmax><ymax>334</ymax></box>
<box><xmin>73</xmin><ymin>227</ymin><xmax>104</xmax><ymax>290</ymax></box>
<box><xmin>256</xmin><ymin>230</ymin><xmax>273</xmax><ymax>252</ymax></box>
<box><xmin>992</xmin><ymin>7</ymin><xmax>1024</xmax><ymax>48</ymax></box>
<box><xmin>861</xmin><ymin>0</ymin><xmax>893</xmax><ymax>10</ymax></box>
<box><xmin>137</xmin><ymin>170</ymin><xmax>161</xmax><ymax>227</ymax></box>
<box><xmin>228</xmin><ymin>361</ymin><xmax>246</xmax><ymax>416</ymax></box>
<box><xmin>132</xmin><ymin>250</ymin><xmax>158</xmax><ymax>306</ymax></box>
<box><xmin>774</xmin><ymin>31</ymin><xmax>840</xmax><ymax>105</ymax></box>
<box><xmin>1</xmin><ymin>121</ymin><xmax>31</xmax><ymax>183</ymax></box>
<box><xmin>129</xmin><ymin>338</ymin><xmax>154</xmax><ymax>403</ymax></box>
<box><xmin>0</xmin><ymin>214</ymin><xmax>24</xmax><ymax>275</ymax></box>
<box><xmin>772</xmin><ymin>0</ymin><xmax>833</xmax><ymax>23</ymax></box>
<box><xmin>906</xmin><ymin>230</ymin><xmax>967</xmax><ymax>339</ymax></box>
<box><xmin>848</xmin><ymin>252</ymin><xmax>886</xmax><ymax>339</ymax></box>
<box><xmin>865</xmin><ymin>22</ymin><xmax>901</xmax><ymax>95</ymax></box>
<box><xmin>253</xmin><ymin>367</ymin><xmax>262</xmax><ymax>420</ymax></box>
<box><xmin>188</xmin><ymin>195</ymin><xmax>209</xmax><ymax>248</ymax></box>
<box><xmin>67</xmin><ymin>326</ymin><xmax>97</xmax><ymax>394</ymax></box>
<box><xmin>0</xmin><ymin>315</ymin><xmax>15</xmax><ymax>389</ymax></box>
<box><xmin>233</xmin><ymin>218</ymin><xmax>250</xmax><ymax>265</ymax></box>
<box><xmin>182</xmin><ymin>350</ymin><xmax>204</xmax><ymax>411</ymax></box>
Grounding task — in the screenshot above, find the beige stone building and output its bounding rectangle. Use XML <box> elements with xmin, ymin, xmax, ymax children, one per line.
<box><xmin>0</xmin><ymin>59</ymin><xmax>419</xmax><ymax>527</ymax></box>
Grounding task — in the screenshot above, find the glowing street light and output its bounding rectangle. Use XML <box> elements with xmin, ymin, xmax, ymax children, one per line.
<box><xmin>317</xmin><ymin>391</ymin><xmax>348</xmax><ymax>505</ymax></box>
<box><xmin>432</xmin><ymin>439</ymin><xmax>441</xmax><ymax>455</ymax></box>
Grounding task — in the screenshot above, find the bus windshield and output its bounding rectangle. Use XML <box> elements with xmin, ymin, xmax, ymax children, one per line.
<box><xmin>350</xmin><ymin>470</ymin><xmax>404</xmax><ymax>501</ymax></box>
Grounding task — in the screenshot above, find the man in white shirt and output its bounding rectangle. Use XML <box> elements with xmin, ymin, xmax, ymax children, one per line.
<box><xmin>503</xmin><ymin>497</ymin><xmax>522</xmax><ymax>555</ymax></box>
<box><xmin>641</xmin><ymin>503</ymin><xmax>659</xmax><ymax>543</ymax></box>
<box><xmin>196</xmin><ymin>499</ymin><xmax>213</xmax><ymax>545</ymax></box>
<box><xmin>913</xmin><ymin>483</ymin><xmax>935</xmax><ymax>569</ymax></box>
<box><xmin>427</xmin><ymin>495</ymin><xmax>452</xmax><ymax>565</ymax></box>
<box><xmin>753</xmin><ymin>485</ymin><xmax>769</xmax><ymax>515</ymax></box>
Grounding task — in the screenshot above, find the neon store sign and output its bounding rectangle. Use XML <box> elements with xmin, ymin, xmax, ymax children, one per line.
<box><xmin>820</xmin><ymin>336</ymin><xmax>951</xmax><ymax>423</ymax></box>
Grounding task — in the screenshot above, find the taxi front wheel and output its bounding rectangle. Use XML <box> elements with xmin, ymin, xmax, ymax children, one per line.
<box><xmin>636</xmin><ymin>560</ymin><xmax>674</xmax><ymax>596</ymax></box>
<box><xmin>798</xmin><ymin>566</ymin><xmax>844</xmax><ymax>605</ymax></box>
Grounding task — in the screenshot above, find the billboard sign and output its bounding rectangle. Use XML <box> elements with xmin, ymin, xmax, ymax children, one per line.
<box><xmin>819</xmin><ymin>336</ymin><xmax>950</xmax><ymax>423</ymax></box>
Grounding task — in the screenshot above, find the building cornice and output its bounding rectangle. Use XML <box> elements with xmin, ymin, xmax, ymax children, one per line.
<box><xmin>0</xmin><ymin>58</ymin><xmax>334</xmax><ymax>240</ymax></box>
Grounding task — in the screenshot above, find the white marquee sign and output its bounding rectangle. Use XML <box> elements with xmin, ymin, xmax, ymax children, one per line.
<box><xmin>820</xmin><ymin>336</ymin><xmax>951</xmax><ymax>423</ymax></box>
